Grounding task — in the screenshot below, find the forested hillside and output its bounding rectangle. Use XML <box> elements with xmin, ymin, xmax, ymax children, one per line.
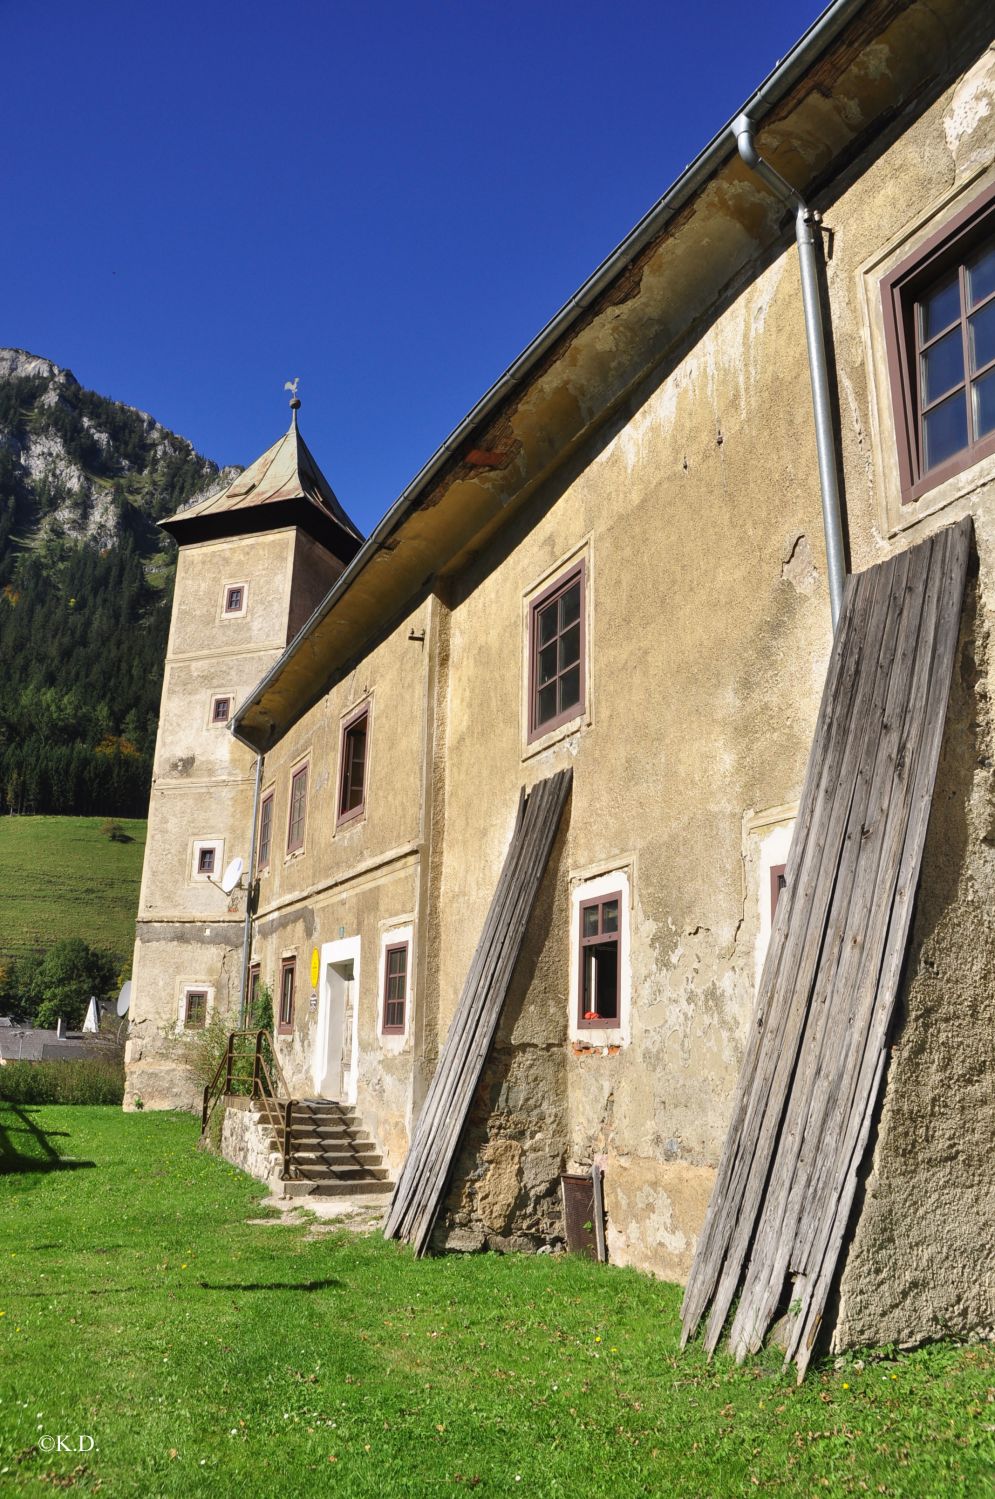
<box><xmin>0</xmin><ymin>350</ymin><xmax>230</xmax><ymax>816</ymax></box>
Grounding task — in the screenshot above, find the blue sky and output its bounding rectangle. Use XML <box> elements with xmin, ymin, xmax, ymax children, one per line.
<box><xmin>6</xmin><ymin>0</ymin><xmax>823</xmax><ymax>535</ymax></box>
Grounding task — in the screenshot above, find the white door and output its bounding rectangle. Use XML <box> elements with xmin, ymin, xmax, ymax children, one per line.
<box><xmin>314</xmin><ymin>938</ymin><xmax>361</xmax><ymax>1102</ymax></box>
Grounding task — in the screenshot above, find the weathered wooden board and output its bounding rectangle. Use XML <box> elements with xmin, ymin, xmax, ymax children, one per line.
<box><xmin>680</xmin><ymin>517</ymin><xmax>971</xmax><ymax>1380</ymax></box>
<box><xmin>384</xmin><ymin>768</ymin><xmax>572</xmax><ymax>1256</ymax></box>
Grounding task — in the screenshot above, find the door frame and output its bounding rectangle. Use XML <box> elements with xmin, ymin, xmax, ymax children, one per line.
<box><xmin>314</xmin><ymin>935</ymin><xmax>361</xmax><ymax>1103</ymax></box>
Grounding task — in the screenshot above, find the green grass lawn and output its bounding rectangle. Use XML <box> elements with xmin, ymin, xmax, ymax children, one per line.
<box><xmin>0</xmin><ymin>1107</ymin><xmax>993</xmax><ymax>1497</ymax></box>
<box><xmin>0</xmin><ymin>816</ymin><xmax>146</xmax><ymax>968</ymax></box>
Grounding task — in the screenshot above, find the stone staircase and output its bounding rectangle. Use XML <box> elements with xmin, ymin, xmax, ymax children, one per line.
<box><xmin>253</xmin><ymin>1098</ymin><xmax>393</xmax><ymax>1201</ymax></box>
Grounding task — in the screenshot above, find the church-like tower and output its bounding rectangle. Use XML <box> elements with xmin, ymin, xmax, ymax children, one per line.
<box><xmin>125</xmin><ymin>399</ymin><xmax>360</xmax><ymax>1110</ymax></box>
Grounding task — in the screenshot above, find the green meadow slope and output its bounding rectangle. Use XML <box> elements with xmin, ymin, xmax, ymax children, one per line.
<box><xmin>0</xmin><ymin>815</ymin><xmax>145</xmax><ymax>969</ymax></box>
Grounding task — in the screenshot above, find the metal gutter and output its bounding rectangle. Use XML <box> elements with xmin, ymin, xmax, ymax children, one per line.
<box><xmin>733</xmin><ymin>113</ymin><xmax>847</xmax><ymax>630</ymax></box>
<box><xmin>232</xmin><ymin>0</ymin><xmax>868</xmax><ymax>744</ymax></box>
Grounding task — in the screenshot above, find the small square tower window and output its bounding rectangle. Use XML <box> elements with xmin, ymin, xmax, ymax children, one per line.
<box><xmin>192</xmin><ymin>838</ymin><xmax>223</xmax><ymax>882</ymax></box>
<box><xmin>210</xmin><ymin>695</ymin><xmax>232</xmax><ymax>725</ymax></box>
<box><xmin>184</xmin><ymin>989</ymin><xmax>207</xmax><ymax>1029</ymax></box>
<box><xmin>222</xmin><ymin>583</ymin><xmax>248</xmax><ymax>618</ymax></box>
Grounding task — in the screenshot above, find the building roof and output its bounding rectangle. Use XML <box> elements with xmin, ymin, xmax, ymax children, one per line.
<box><xmin>161</xmin><ymin>408</ymin><xmax>363</xmax><ymax>564</ymax></box>
<box><xmin>232</xmin><ymin>0</ymin><xmax>981</xmax><ymax>751</ymax></box>
<box><xmin>0</xmin><ymin>1022</ymin><xmax>114</xmax><ymax>1063</ymax></box>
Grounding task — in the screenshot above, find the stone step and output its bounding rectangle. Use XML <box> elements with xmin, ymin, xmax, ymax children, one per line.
<box><xmin>292</xmin><ymin>1160</ymin><xmax>390</xmax><ymax>1181</ymax></box>
<box><xmin>307</xmin><ymin>1178</ymin><xmax>394</xmax><ymax>1199</ymax></box>
<box><xmin>277</xmin><ymin>1150</ymin><xmax>384</xmax><ymax>1172</ymax></box>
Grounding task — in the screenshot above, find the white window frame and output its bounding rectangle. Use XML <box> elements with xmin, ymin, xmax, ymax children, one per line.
<box><xmin>568</xmin><ymin>870</ymin><xmax>631</xmax><ymax>1046</ymax></box>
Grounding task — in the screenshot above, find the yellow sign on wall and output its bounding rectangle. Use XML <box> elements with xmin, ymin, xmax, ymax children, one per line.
<box><xmin>310</xmin><ymin>948</ymin><xmax>320</xmax><ymax>989</ymax></box>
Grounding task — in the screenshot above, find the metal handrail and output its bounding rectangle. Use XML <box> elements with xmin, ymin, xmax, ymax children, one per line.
<box><xmin>200</xmin><ymin>1031</ymin><xmax>296</xmax><ymax>1183</ymax></box>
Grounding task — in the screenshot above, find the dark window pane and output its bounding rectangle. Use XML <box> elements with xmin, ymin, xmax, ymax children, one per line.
<box><xmin>537</xmin><ymin>682</ymin><xmax>557</xmax><ymax>724</ymax></box>
<box><xmin>919</xmin><ymin>274</ymin><xmax>961</xmax><ymax>341</ymax></box>
<box><xmin>583</xmin><ymin>944</ymin><xmax>618</xmax><ymax>1021</ymax></box>
<box><xmin>558</xmin><ymin>622</ymin><xmax>580</xmax><ymax>671</ymax></box>
<box><xmin>923</xmin><ymin>388</ymin><xmax>968</xmax><ymax>469</ymax></box>
<box><xmin>198</xmin><ymin>847</ymin><xmax>215</xmax><ymax>873</ymax></box>
<box><xmin>967</xmin><ymin>241</ymin><xmax>995</xmax><ymax>308</ymax></box>
<box><xmin>558</xmin><ymin>665</ymin><xmax>581</xmax><ymax>713</ymax></box>
<box><xmin>559</xmin><ymin>581</ymin><xmax>581</xmax><ymax>629</ymax></box>
<box><xmin>969</xmin><ymin>299</ymin><xmax>995</xmax><ymax>373</ymax></box>
<box><xmin>973</xmin><ymin>367</ymin><xmax>995</xmax><ymax>439</ymax></box>
<box><xmin>601</xmin><ymin>899</ymin><xmax>619</xmax><ymax>934</ymax></box>
<box><xmin>582</xmin><ymin>906</ymin><xmax>599</xmax><ymax>938</ymax></box>
<box><xmin>538</xmin><ymin>601</ymin><xmax>558</xmax><ymax>646</ymax></box>
<box><xmin>538</xmin><ymin>641</ymin><xmax>558</xmax><ymax>686</ymax></box>
<box><xmin>921</xmin><ymin>326</ymin><xmax>964</xmax><ymax>404</ymax></box>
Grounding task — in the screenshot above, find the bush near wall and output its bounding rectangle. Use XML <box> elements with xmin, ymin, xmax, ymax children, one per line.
<box><xmin>0</xmin><ymin>1055</ymin><xmax>124</xmax><ymax>1105</ymax></box>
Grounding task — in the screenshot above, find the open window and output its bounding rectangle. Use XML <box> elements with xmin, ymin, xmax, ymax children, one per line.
<box><xmin>569</xmin><ymin>869</ymin><xmax>630</xmax><ymax>1044</ymax></box>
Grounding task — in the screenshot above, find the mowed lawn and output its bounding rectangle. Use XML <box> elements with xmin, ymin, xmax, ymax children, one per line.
<box><xmin>0</xmin><ymin>817</ymin><xmax>146</xmax><ymax>967</ymax></box>
<box><xmin>1</xmin><ymin>1108</ymin><xmax>993</xmax><ymax>1498</ymax></box>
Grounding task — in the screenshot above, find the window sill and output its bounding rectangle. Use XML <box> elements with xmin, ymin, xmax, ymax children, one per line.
<box><xmin>572</xmin><ymin>1040</ymin><xmax>622</xmax><ymax>1056</ymax></box>
<box><xmin>522</xmin><ymin>711</ymin><xmax>590</xmax><ymax>762</ymax></box>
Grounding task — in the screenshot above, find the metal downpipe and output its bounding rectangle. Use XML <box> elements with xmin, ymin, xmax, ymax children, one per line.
<box><xmin>733</xmin><ymin>114</ymin><xmax>846</xmax><ymax>632</ymax></box>
<box><xmin>238</xmin><ymin>751</ymin><xmax>264</xmax><ymax>1027</ymax></box>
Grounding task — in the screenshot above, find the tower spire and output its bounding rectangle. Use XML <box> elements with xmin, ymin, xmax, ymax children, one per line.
<box><xmin>284</xmin><ymin>376</ymin><xmax>301</xmax><ymax>426</ymax></box>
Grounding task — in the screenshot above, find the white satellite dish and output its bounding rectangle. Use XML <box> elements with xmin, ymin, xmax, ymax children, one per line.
<box><xmin>220</xmin><ymin>856</ymin><xmax>244</xmax><ymax>895</ymax></box>
<box><xmin>116</xmin><ymin>980</ymin><xmax>132</xmax><ymax>1017</ymax></box>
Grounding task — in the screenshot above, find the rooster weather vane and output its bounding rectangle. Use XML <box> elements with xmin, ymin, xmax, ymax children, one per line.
<box><xmin>284</xmin><ymin>377</ymin><xmax>301</xmax><ymax>410</ymax></box>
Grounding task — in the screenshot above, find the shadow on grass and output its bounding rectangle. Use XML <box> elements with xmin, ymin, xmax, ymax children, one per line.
<box><xmin>0</xmin><ymin>1105</ymin><xmax>95</xmax><ymax>1175</ymax></box>
<box><xmin>194</xmin><ymin>1278</ymin><xmax>343</xmax><ymax>1293</ymax></box>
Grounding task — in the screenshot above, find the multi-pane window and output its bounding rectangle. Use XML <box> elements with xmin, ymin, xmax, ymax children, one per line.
<box><xmin>338</xmin><ymin>707</ymin><xmax>369</xmax><ymax>825</ymax></box>
<box><xmin>529</xmin><ymin>564</ymin><xmax>585</xmax><ymax>741</ymax></box>
<box><xmin>578</xmin><ymin>893</ymin><xmax>620</xmax><ymax>1028</ymax></box>
<box><xmin>211</xmin><ymin>695</ymin><xmax>232</xmax><ymax>725</ymax></box>
<box><xmin>278</xmin><ymin>958</ymin><xmax>296</xmax><ymax>1033</ymax></box>
<box><xmin>914</xmin><ymin>243</ymin><xmax>995</xmax><ymax>472</ymax></box>
<box><xmin>382</xmin><ymin>942</ymin><xmax>408</xmax><ymax>1035</ymax></box>
<box><xmin>184</xmin><ymin>989</ymin><xmax>207</xmax><ymax>1029</ymax></box>
<box><xmin>287</xmin><ymin>764</ymin><xmax>308</xmax><ymax>853</ymax></box>
<box><xmin>223</xmin><ymin>583</ymin><xmax>247</xmax><ymax>616</ymax></box>
<box><xmin>883</xmin><ymin>185</ymin><xmax>995</xmax><ymax>503</ymax></box>
<box><xmin>197</xmin><ymin>846</ymin><xmax>216</xmax><ymax>875</ymax></box>
<box><xmin>258</xmin><ymin>792</ymin><xmax>274</xmax><ymax>870</ymax></box>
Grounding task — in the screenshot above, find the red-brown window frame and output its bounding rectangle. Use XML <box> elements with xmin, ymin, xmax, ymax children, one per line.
<box><xmin>381</xmin><ymin>940</ymin><xmax>409</xmax><ymax>1036</ymax></box>
<box><xmin>210</xmin><ymin>694</ymin><xmax>232</xmax><ymax>725</ymax></box>
<box><xmin>248</xmin><ymin>963</ymin><xmax>261</xmax><ymax>1021</ymax></box>
<box><xmin>337</xmin><ymin>703</ymin><xmax>370</xmax><ymax>828</ymax></box>
<box><xmin>286</xmin><ymin>763</ymin><xmax>309</xmax><ymax>854</ymax></box>
<box><xmin>882</xmin><ymin>180</ymin><xmax>995</xmax><ymax>505</ymax></box>
<box><xmin>770</xmin><ymin>864</ymin><xmax>787</xmax><ymax>922</ymax></box>
<box><xmin>222</xmin><ymin>583</ymin><xmax>247</xmax><ymax>617</ymax></box>
<box><xmin>197</xmin><ymin>846</ymin><xmax>216</xmax><ymax>875</ymax></box>
<box><xmin>527</xmin><ymin>559</ymin><xmax>587</xmax><ymax>744</ymax></box>
<box><xmin>183</xmin><ymin>988</ymin><xmax>208</xmax><ymax>1030</ymax></box>
<box><xmin>278</xmin><ymin>958</ymin><xmax>296</xmax><ymax>1034</ymax></box>
<box><xmin>257</xmin><ymin>790</ymin><xmax>274</xmax><ymax>871</ymax></box>
<box><xmin>577</xmin><ymin>890</ymin><xmax>621</xmax><ymax>1030</ymax></box>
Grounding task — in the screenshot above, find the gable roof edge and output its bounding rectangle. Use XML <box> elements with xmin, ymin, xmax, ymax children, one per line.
<box><xmin>231</xmin><ymin>0</ymin><xmax>868</xmax><ymax>751</ymax></box>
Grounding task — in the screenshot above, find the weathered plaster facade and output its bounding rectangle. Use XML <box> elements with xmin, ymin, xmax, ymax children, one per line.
<box><xmin>129</xmin><ymin>1</ymin><xmax>995</xmax><ymax>1351</ymax></box>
